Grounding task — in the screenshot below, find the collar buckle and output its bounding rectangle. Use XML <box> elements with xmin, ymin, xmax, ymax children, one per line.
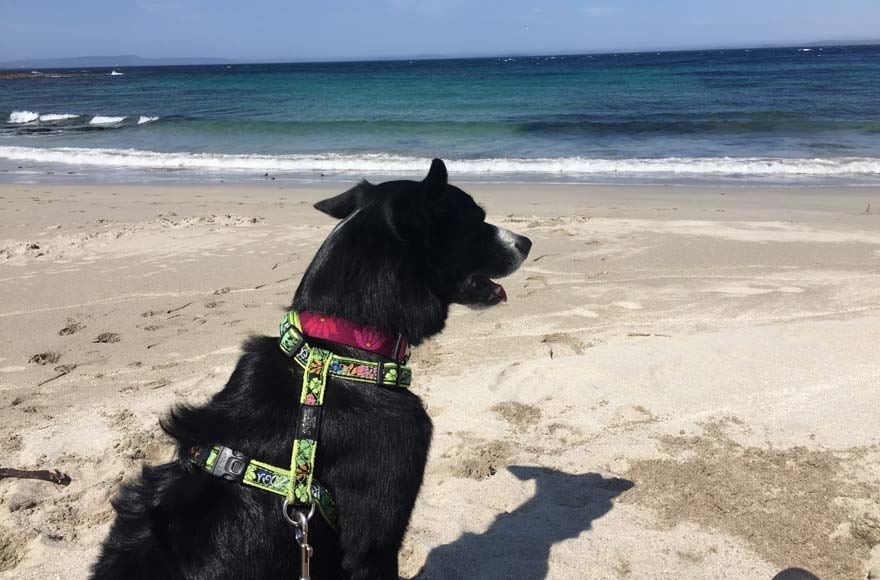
<box><xmin>392</xmin><ymin>333</ymin><xmax>410</xmax><ymax>365</ymax></box>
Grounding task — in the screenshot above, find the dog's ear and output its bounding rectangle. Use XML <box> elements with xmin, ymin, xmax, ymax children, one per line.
<box><xmin>507</xmin><ymin>465</ymin><xmax>543</xmax><ymax>481</ymax></box>
<box><xmin>314</xmin><ymin>180</ymin><xmax>373</xmax><ymax>219</ymax></box>
<box><xmin>422</xmin><ymin>158</ymin><xmax>448</xmax><ymax>194</ymax></box>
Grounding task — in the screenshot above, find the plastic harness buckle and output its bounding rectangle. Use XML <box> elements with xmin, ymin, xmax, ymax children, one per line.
<box><xmin>211</xmin><ymin>446</ymin><xmax>248</xmax><ymax>482</ymax></box>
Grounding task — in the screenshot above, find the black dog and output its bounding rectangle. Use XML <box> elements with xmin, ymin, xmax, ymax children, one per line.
<box><xmin>91</xmin><ymin>159</ymin><xmax>532</xmax><ymax>580</ymax></box>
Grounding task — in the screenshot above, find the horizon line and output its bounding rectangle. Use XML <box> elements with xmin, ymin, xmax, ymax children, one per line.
<box><xmin>3</xmin><ymin>39</ymin><xmax>879</xmax><ymax>70</ymax></box>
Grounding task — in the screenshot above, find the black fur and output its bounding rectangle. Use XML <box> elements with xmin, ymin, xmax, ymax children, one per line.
<box><xmin>91</xmin><ymin>159</ymin><xmax>531</xmax><ymax>580</ymax></box>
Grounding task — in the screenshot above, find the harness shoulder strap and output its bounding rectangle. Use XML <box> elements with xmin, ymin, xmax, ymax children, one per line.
<box><xmin>288</xmin><ymin>347</ymin><xmax>330</xmax><ymax>507</ymax></box>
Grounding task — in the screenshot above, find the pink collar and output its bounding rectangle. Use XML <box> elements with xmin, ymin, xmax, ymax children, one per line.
<box><xmin>298</xmin><ymin>311</ymin><xmax>410</xmax><ymax>363</ymax></box>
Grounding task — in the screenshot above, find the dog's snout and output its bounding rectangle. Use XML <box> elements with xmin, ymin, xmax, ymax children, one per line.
<box><xmin>515</xmin><ymin>235</ymin><xmax>532</xmax><ymax>257</ymax></box>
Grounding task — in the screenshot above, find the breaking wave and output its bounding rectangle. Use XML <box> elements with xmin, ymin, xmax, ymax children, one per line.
<box><xmin>38</xmin><ymin>113</ymin><xmax>81</xmax><ymax>122</ymax></box>
<box><xmin>8</xmin><ymin>111</ymin><xmax>40</xmax><ymax>124</ymax></box>
<box><xmin>137</xmin><ymin>116</ymin><xmax>160</xmax><ymax>125</ymax></box>
<box><xmin>0</xmin><ymin>146</ymin><xmax>879</xmax><ymax>178</ymax></box>
<box><xmin>89</xmin><ymin>116</ymin><xmax>127</xmax><ymax>125</ymax></box>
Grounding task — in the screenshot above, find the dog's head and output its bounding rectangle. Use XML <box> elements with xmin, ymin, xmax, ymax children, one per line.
<box><xmin>294</xmin><ymin>159</ymin><xmax>531</xmax><ymax>342</ymax></box>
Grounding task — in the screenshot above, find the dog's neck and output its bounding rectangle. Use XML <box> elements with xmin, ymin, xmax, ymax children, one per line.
<box><xmin>291</xmin><ymin>220</ymin><xmax>448</xmax><ymax>346</ymax></box>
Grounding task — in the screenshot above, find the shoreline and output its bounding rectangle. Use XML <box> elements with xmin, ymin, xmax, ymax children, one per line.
<box><xmin>1</xmin><ymin>181</ymin><xmax>879</xmax><ymax>579</ymax></box>
<box><xmin>5</xmin><ymin>174</ymin><xmax>880</xmax><ymax>188</ymax></box>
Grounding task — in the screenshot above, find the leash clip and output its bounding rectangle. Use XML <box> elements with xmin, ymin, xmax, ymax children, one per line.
<box><xmin>282</xmin><ymin>500</ymin><xmax>316</xmax><ymax>580</ymax></box>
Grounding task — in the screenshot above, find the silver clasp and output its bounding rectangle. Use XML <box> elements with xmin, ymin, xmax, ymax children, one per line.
<box><xmin>282</xmin><ymin>500</ymin><xmax>316</xmax><ymax>580</ymax></box>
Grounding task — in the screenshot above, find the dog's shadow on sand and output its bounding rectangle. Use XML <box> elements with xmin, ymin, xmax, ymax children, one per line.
<box><xmin>414</xmin><ymin>466</ymin><xmax>634</xmax><ymax>580</ymax></box>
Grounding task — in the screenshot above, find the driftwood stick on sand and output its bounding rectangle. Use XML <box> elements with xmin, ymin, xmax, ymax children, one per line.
<box><xmin>0</xmin><ymin>467</ymin><xmax>72</xmax><ymax>486</ymax></box>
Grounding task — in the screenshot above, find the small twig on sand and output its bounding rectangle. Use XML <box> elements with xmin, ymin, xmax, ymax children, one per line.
<box><xmin>166</xmin><ymin>302</ymin><xmax>193</xmax><ymax>315</ymax></box>
<box><xmin>0</xmin><ymin>467</ymin><xmax>71</xmax><ymax>486</ymax></box>
<box><xmin>37</xmin><ymin>363</ymin><xmax>77</xmax><ymax>386</ymax></box>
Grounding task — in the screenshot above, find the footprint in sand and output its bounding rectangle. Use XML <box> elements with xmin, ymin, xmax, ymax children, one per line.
<box><xmin>0</xmin><ymin>527</ymin><xmax>32</xmax><ymax>571</ymax></box>
<box><xmin>546</xmin><ymin>422</ymin><xmax>584</xmax><ymax>445</ymax></box>
<box><xmin>29</xmin><ymin>351</ymin><xmax>61</xmax><ymax>365</ymax></box>
<box><xmin>492</xmin><ymin>401</ymin><xmax>542</xmax><ymax>431</ymax></box>
<box><xmin>445</xmin><ymin>438</ymin><xmax>513</xmax><ymax>480</ymax></box>
<box><xmin>58</xmin><ymin>319</ymin><xmax>84</xmax><ymax>336</ymax></box>
<box><xmin>525</xmin><ymin>275</ymin><xmax>549</xmax><ymax>288</ymax></box>
<box><xmin>93</xmin><ymin>333</ymin><xmax>121</xmax><ymax>344</ymax></box>
<box><xmin>542</xmin><ymin>332</ymin><xmax>590</xmax><ymax>356</ymax></box>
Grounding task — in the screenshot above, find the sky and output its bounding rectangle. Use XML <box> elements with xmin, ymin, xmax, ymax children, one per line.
<box><xmin>1</xmin><ymin>0</ymin><xmax>879</xmax><ymax>62</ymax></box>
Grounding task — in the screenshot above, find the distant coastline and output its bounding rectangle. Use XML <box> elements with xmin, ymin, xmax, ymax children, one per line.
<box><xmin>2</xmin><ymin>40</ymin><xmax>879</xmax><ymax>70</ymax></box>
<box><xmin>0</xmin><ymin>55</ymin><xmax>235</xmax><ymax>71</ymax></box>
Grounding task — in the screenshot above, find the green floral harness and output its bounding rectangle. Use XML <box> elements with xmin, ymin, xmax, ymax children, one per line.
<box><xmin>189</xmin><ymin>311</ymin><xmax>413</xmax><ymax>530</ymax></box>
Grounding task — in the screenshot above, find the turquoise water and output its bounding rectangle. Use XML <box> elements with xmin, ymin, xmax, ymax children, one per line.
<box><xmin>2</xmin><ymin>45</ymin><xmax>880</xmax><ymax>183</ymax></box>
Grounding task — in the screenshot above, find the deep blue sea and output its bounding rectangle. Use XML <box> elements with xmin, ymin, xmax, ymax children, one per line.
<box><xmin>2</xmin><ymin>45</ymin><xmax>880</xmax><ymax>184</ymax></box>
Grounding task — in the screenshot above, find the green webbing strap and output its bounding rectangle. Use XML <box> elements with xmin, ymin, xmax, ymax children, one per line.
<box><xmin>189</xmin><ymin>444</ymin><xmax>338</xmax><ymax>529</ymax></box>
<box><xmin>288</xmin><ymin>346</ymin><xmax>330</xmax><ymax>508</ymax></box>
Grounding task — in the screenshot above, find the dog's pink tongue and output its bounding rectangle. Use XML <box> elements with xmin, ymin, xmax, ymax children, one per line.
<box><xmin>491</xmin><ymin>280</ymin><xmax>507</xmax><ymax>302</ymax></box>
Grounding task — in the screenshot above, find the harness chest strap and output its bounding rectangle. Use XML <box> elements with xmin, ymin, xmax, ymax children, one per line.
<box><xmin>189</xmin><ymin>444</ymin><xmax>339</xmax><ymax>529</ymax></box>
<box><xmin>189</xmin><ymin>311</ymin><xmax>413</xmax><ymax>531</ymax></box>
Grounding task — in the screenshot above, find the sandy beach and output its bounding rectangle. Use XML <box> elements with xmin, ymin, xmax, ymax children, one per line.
<box><xmin>1</xmin><ymin>181</ymin><xmax>879</xmax><ymax>579</ymax></box>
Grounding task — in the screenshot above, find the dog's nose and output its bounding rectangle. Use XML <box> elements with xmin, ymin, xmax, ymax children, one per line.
<box><xmin>515</xmin><ymin>235</ymin><xmax>532</xmax><ymax>256</ymax></box>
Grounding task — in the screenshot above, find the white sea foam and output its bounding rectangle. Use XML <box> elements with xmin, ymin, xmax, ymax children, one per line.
<box><xmin>0</xmin><ymin>146</ymin><xmax>878</xmax><ymax>178</ymax></box>
<box><xmin>9</xmin><ymin>111</ymin><xmax>40</xmax><ymax>124</ymax></box>
<box><xmin>38</xmin><ymin>113</ymin><xmax>80</xmax><ymax>122</ymax></box>
<box><xmin>137</xmin><ymin>116</ymin><xmax>159</xmax><ymax>125</ymax></box>
<box><xmin>89</xmin><ymin>116</ymin><xmax>127</xmax><ymax>125</ymax></box>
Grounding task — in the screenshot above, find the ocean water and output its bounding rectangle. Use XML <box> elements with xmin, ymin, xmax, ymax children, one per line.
<box><xmin>2</xmin><ymin>45</ymin><xmax>880</xmax><ymax>184</ymax></box>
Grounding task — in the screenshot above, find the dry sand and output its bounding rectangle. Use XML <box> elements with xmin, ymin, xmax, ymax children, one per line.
<box><xmin>0</xmin><ymin>181</ymin><xmax>878</xmax><ymax>579</ymax></box>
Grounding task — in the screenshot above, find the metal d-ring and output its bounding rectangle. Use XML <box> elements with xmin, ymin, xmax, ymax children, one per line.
<box><xmin>282</xmin><ymin>499</ymin><xmax>316</xmax><ymax>527</ymax></box>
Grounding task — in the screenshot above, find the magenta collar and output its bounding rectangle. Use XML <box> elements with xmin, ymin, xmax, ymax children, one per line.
<box><xmin>298</xmin><ymin>311</ymin><xmax>411</xmax><ymax>364</ymax></box>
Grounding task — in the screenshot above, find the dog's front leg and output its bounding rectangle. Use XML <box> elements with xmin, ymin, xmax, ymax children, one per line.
<box><xmin>378</xmin><ymin>551</ymin><xmax>399</xmax><ymax>580</ymax></box>
<box><xmin>339</xmin><ymin>538</ymin><xmax>400</xmax><ymax>580</ymax></box>
<box><xmin>336</xmin><ymin>500</ymin><xmax>406</xmax><ymax>580</ymax></box>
